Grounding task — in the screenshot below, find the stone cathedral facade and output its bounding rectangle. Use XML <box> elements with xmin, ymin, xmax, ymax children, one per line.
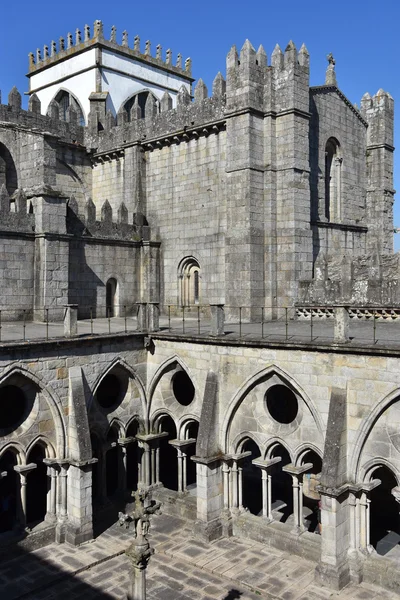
<box><xmin>0</xmin><ymin>19</ymin><xmax>400</xmax><ymax>594</ymax></box>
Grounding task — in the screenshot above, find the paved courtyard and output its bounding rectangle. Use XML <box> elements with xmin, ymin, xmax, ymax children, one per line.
<box><xmin>0</xmin><ymin>514</ymin><xmax>398</xmax><ymax>600</ymax></box>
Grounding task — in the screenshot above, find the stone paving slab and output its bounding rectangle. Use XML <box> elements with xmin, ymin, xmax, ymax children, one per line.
<box><xmin>0</xmin><ymin>514</ymin><xmax>399</xmax><ymax>599</ymax></box>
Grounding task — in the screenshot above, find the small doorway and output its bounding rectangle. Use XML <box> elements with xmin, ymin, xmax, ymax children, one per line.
<box><xmin>106</xmin><ymin>278</ymin><xmax>117</xmax><ymax>317</ymax></box>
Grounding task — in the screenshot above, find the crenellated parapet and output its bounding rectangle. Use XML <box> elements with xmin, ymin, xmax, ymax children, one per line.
<box><xmin>225</xmin><ymin>39</ymin><xmax>310</xmax><ymax>115</ymax></box>
<box><xmin>67</xmin><ymin>194</ymin><xmax>154</xmax><ymax>242</ymax></box>
<box><xmin>87</xmin><ymin>72</ymin><xmax>227</xmax><ymax>154</ymax></box>
<box><xmin>28</xmin><ymin>19</ymin><xmax>192</xmax><ymax>80</ymax></box>
<box><xmin>0</xmin><ymin>87</ymin><xmax>85</xmax><ymax>146</ymax></box>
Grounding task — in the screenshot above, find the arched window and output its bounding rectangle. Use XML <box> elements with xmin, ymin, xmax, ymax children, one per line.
<box><xmin>54</xmin><ymin>90</ymin><xmax>85</xmax><ymax>126</ymax></box>
<box><xmin>325</xmin><ymin>138</ymin><xmax>342</xmax><ymax>222</ymax></box>
<box><xmin>123</xmin><ymin>91</ymin><xmax>158</xmax><ymax>121</ymax></box>
<box><xmin>178</xmin><ymin>258</ymin><xmax>201</xmax><ymax>307</ymax></box>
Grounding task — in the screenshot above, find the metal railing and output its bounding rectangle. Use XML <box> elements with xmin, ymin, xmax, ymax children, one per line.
<box><xmin>0</xmin><ymin>303</ymin><xmax>400</xmax><ymax>348</ymax></box>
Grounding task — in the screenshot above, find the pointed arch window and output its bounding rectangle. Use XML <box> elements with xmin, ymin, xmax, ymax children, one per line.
<box><xmin>325</xmin><ymin>138</ymin><xmax>342</xmax><ymax>222</ymax></box>
<box><xmin>123</xmin><ymin>91</ymin><xmax>159</xmax><ymax>121</ymax></box>
<box><xmin>54</xmin><ymin>90</ymin><xmax>85</xmax><ymax>126</ymax></box>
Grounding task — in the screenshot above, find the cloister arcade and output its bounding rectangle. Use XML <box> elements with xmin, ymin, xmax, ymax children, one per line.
<box><xmin>1</xmin><ymin>354</ymin><xmax>400</xmax><ymax>577</ymax></box>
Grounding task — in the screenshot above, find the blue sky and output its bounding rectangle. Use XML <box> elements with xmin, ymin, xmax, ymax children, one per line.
<box><xmin>1</xmin><ymin>0</ymin><xmax>399</xmax><ymax>247</ymax></box>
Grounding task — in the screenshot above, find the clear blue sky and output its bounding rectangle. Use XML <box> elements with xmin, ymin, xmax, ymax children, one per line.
<box><xmin>1</xmin><ymin>0</ymin><xmax>399</xmax><ymax>247</ymax></box>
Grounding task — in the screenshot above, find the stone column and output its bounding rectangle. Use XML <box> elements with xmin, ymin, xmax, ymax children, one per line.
<box><xmin>358</xmin><ymin>480</ymin><xmax>380</xmax><ymax>554</ymax></box>
<box><xmin>14</xmin><ymin>463</ymin><xmax>37</xmax><ymax>528</ymax></box>
<box><xmin>169</xmin><ymin>439</ymin><xmax>196</xmax><ymax>493</ymax></box>
<box><xmin>136</xmin><ymin>433</ymin><xmax>168</xmax><ymax>488</ymax></box>
<box><xmin>222</xmin><ymin>460</ymin><xmax>230</xmax><ymax>510</ymax></box>
<box><xmin>64</xmin><ymin>304</ymin><xmax>78</xmax><ymax>337</ymax></box>
<box><xmin>252</xmin><ymin>457</ymin><xmax>281</xmax><ymax>521</ymax></box>
<box><xmin>210</xmin><ymin>304</ymin><xmax>225</xmax><ymax>336</ymax></box>
<box><xmin>282</xmin><ymin>463</ymin><xmax>312</xmax><ymax>533</ymax></box>
<box><xmin>229</xmin><ymin>452</ymin><xmax>252</xmax><ymax>513</ymax></box>
<box><xmin>43</xmin><ymin>459</ymin><xmax>58</xmax><ymax>523</ymax></box>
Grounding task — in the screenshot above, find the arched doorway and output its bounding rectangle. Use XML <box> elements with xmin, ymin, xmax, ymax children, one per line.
<box><xmin>369</xmin><ymin>466</ymin><xmax>400</xmax><ymax>555</ymax></box>
<box><xmin>126</xmin><ymin>420</ymin><xmax>139</xmax><ymax>492</ymax></box>
<box><xmin>106</xmin><ymin>278</ymin><xmax>118</xmax><ymax>317</ymax></box>
<box><xmin>270</xmin><ymin>444</ymin><xmax>292</xmax><ymax>523</ymax></box>
<box><xmin>241</xmin><ymin>439</ymin><xmax>262</xmax><ymax>516</ymax></box>
<box><xmin>26</xmin><ymin>444</ymin><xmax>48</xmax><ymax>526</ymax></box>
<box><xmin>105</xmin><ymin>426</ymin><xmax>119</xmax><ymax>497</ymax></box>
<box><xmin>158</xmin><ymin>415</ymin><xmax>178</xmax><ymax>491</ymax></box>
<box><xmin>0</xmin><ymin>450</ymin><xmax>19</xmax><ymax>533</ymax></box>
<box><xmin>301</xmin><ymin>450</ymin><xmax>322</xmax><ymax>533</ymax></box>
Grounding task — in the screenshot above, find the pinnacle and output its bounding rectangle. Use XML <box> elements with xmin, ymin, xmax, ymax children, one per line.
<box><xmin>299</xmin><ymin>43</ymin><xmax>309</xmax><ymax>55</ymax></box>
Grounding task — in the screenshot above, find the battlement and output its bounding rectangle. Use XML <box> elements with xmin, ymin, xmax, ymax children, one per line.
<box><xmin>87</xmin><ymin>72</ymin><xmax>227</xmax><ymax>153</ymax></box>
<box><xmin>28</xmin><ymin>19</ymin><xmax>193</xmax><ymax>81</ymax></box>
<box><xmin>0</xmin><ymin>86</ymin><xmax>85</xmax><ymax>145</ymax></box>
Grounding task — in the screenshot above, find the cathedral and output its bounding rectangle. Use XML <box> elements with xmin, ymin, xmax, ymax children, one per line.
<box><xmin>0</xmin><ymin>19</ymin><xmax>399</xmax><ymax>595</ymax></box>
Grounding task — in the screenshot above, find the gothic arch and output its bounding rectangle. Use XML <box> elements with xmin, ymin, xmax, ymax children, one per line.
<box><xmin>178</xmin><ymin>416</ymin><xmax>200</xmax><ymax>440</ymax></box>
<box><xmin>151</xmin><ymin>409</ymin><xmax>177</xmax><ymax>433</ymax></box>
<box><xmin>0</xmin><ymin>366</ymin><xmax>66</xmax><ymax>459</ymax></box>
<box><xmin>26</xmin><ymin>436</ymin><xmax>56</xmax><ymax>460</ymax></box>
<box><xmin>360</xmin><ymin>458</ymin><xmax>400</xmax><ymax>487</ymax></box>
<box><xmin>294</xmin><ymin>443</ymin><xmax>323</xmax><ymax>466</ymax></box>
<box><xmin>48</xmin><ymin>88</ymin><xmax>86</xmax><ymax>125</ymax></box>
<box><xmin>222</xmin><ymin>364</ymin><xmax>323</xmax><ymax>454</ymax></box>
<box><xmin>119</xmin><ymin>89</ymin><xmax>159</xmax><ymax>121</ymax></box>
<box><xmin>350</xmin><ymin>387</ymin><xmax>400</xmax><ymax>482</ymax></box>
<box><xmin>234</xmin><ymin>432</ymin><xmax>263</xmax><ymax>455</ymax></box>
<box><xmin>265</xmin><ymin>438</ymin><xmax>294</xmax><ymax>462</ymax></box>
<box><xmin>105</xmin><ymin>418</ymin><xmax>124</xmax><ymax>439</ymax></box>
<box><xmin>147</xmin><ymin>355</ymin><xmax>197</xmax><ymax>416</ymax></box>
<box><xmin>91</xmin><ymin>357</ymin><xmax>147</xmax><ymax>419</ymax></box>
<box><xmin>0</xmin><ymin>442</ymin><xmax>25</xmax><ymax>464</ymax></box>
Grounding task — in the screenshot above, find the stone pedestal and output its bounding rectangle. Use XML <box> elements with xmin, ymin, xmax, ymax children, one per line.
<box><xmin>64</xmin><ymin>304</ymin><xmax>78</xmax><ymax>337</ymax></box>
<box><xmin>210</xmin><ymin>304</ymin><xmax>225</xmax><ymax>336</ymax></box>
<box><xmin>315</xmin><ymin>484</ymin><xmax>352</xmax><ymax>591</ymax></box>
<box><xmin>334</xmin><ymin>307</ymin><xmax>349</xmax><ymax>343</ymax></box>
<box><xmin>65</xmin><ymin>458</ymin><xmax>97</xmax><ymax>546</ymax></box>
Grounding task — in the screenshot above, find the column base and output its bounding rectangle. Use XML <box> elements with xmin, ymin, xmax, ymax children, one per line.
<box><xmin>192</xmin><ymin>518</ymin><xmax>223</xmax><ymax>542</ymax></box>
<box><xmin>55</xmin><ymin>521</ymin><xmax>66</xmax><ymax>544</ymax></box>
<box><xmin>65</xmin><ymin>523</ymin><xmax>94</xmax><ymax>546</ymax></box>
<box><xmin>348</xmin><ymin>550</ymin><xmax>364</xmax><ymax>584</ymax></box>
<box><xmin>315</xmin><ymin>560</ymin><xmax>351</xmax><ymax>591</ymax></box>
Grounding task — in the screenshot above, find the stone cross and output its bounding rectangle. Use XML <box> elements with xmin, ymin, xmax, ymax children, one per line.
<box><xmin>325</xmin><ymin>53</ymin><xmax>337</xmax><ymax>86</ymax></box>
<box><xmin>125</xmin><ymin>489</ymin><xmax>161</xmax><ymax>600</ymax></box>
